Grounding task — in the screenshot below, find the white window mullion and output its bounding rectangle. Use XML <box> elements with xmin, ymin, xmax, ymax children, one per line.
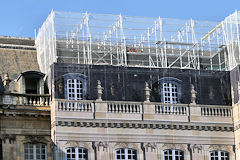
<box><xmin>74</xmin><ymin>79</ymin><xmax>77</xmax><ymax>100</ymax></box>
<box><xmin>125</xmin><ymin>149</ymin><xmax>127</xmax><ymax>160</ymax></box>
<box><xmin>67</xmin><ymin>79</ymin><xmax>84</xmax><ymax>101</ymax></box>
<box><xmin>169</xmin><ymin>83</ymin><xmax>173</xmax><ymax>104</ymax></box>
<box><xmin>76</xmin><ymin>147</ymin><xmax>78</xmax><ymax>160</ymax></box>
<box><xmin>33</xmin><ymin>144</ymin><xmax>36</xmax><ymax>160</ymax></box>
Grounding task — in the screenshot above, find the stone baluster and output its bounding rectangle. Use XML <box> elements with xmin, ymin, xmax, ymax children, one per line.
<box><xmin>33</xmin><ymin>96</ymin><xmax>36</xmax><ymax>105</ymax></box>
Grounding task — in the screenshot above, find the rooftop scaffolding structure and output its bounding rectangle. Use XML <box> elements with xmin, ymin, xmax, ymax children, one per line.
<box><xmin>219</xmin><ymin>11</ymin><xmax>240</xmax><ymax>70</ymax></box>
<box><xmin>36</xmin><ymin>10</ymin><xmax>229</xmax><ymax>74</ymax></box>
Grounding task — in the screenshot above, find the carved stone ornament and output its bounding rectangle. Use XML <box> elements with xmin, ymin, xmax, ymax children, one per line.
<box><xmin>114</xmin><ymin>142</ymin><xmax>138</xmax><ymax>149</ymax></box>
<box><xmin>3</xmin><ymin>73</ymin><xmax>11</xmax><ymax>93</ymax></box>
<box><xmin>115</xmin><ymin>142</ymin><xmax>129</xmax><ymax>148</ymax></box>
<box><xmin>64</xmin><ymin>141</ymin><xmax>91</xmax><ymax>150</ymax></box>
<box><xmin>94</xmin><ymin>141</ymin><xmax>108</xmax><ymax>151</ymax></box>
<box><xmin>23</xmin><ymin>135</ymin><xmax>48</xmax><ymax>144</ymax></box>
<box><xmin>97</xmin><ymin>80</ymin><xmax>104</xmax><ymax>101</ymax></box>
<box><xmin>65</xmin><ymin>141</ymin><xmax>79</xmax><ymax>148</ymax></box>
<box><xmin>144</xmin><ymin>82</ymin><xmax>151</xmax><ymax>102</ymax></box>
<box><xmin>144</xmin><ymin>142</ymin><xmax>157</xmax><ymax>152</ymax></box>
<box><xmin>97</xmin><ymin>141</ymin><xmax>108</xmax><ymax>148</ymax></box>
<box><xmin>209</xmin><ymin>145</ymin><xmax>233</xmax><ymax>153</ymax></box>
<box><xmin>190</xmin><ymin>84</ymin><xmax>197</xmax><ymax>104</ymax></box>
<box><xmin>162</xmin><ymin>143</ymin><xmax>185</xmax><ymax>151</ymax></box>
<box><xmin>0</xmin><ymin>134</ymin><xmax>16</xmax><ymax>144</ymax></box>
<box><xmin>191</xmin><ymin>144</ymin><xmax>203</xmax><ymax>153</ymax></box>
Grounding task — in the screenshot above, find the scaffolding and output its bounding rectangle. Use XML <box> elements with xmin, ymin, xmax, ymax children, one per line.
<box><xmin>36</xmin><ymin>10</ymin><xmax>232</xmax><ymax>74</ymax></box>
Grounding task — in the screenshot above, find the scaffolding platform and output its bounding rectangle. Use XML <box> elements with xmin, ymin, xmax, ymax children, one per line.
<box><xmin>36</xmin><ymin>11</ymin><xmax>240</xmax><ymax>74</ymax></box>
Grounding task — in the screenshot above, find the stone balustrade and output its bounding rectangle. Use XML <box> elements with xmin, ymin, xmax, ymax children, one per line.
<box><xmin>107</xmin><ymin>102</ymin><xmax>141</xmax><ymax>113</ymax></box>
<box><xmin>53</xmin><ymin>99</ymin><xmax>233</xmax><ymax>123</ymax></box>
<box><xmin>155</xmin><ymin>103</ymin><xmax>187</xmax><ymax>115</ymax></box>
<box><xmin>201</xmin><ymin>105</ymin><xmax>231</xmax><ymax>117</ymax></box>
<box><xmin>57</xmin><ymin>99</ymin><xmax>94</xmax><ymax>112</ymax></box>
<box><xmin>1</xmin><ymin>93</ymin><xmax>50</xmax><ymax>108</ymax></box>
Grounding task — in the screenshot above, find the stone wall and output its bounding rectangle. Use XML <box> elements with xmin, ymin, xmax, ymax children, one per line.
<box><xmin>0</xmin><ymin>109</ymin><xmax>52</xmax><ymax>160</ymax></box>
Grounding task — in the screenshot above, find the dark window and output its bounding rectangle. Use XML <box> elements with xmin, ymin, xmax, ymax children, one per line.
<box><xmin>25</xmin><ymin>77</ymin><xmax>40</xmax><ymax>94</ymax></box>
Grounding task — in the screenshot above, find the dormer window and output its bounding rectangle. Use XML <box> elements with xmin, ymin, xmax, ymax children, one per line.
<box><xmin>16</xmin><ymin>71</ymin><xmax>45</xmax><ymax>94</ymax></box>
<box><xmin>67</xmin><ymin>79</ymin><xmax>84</xmax><ymax>100</ymax></box>
<box><xmin>162</xmin><ymin>82</ymin><xmax>178</xmax><ymax>104</ymax></box>
<box><xmin>63</xmin><ymin>73</ymin><xmax>87</xmax><ymax>100</ymax></box>
<box><xmin>159</xmin><ymin>77</ymin><xmax>182</xmax><ymax>104</ymax></box>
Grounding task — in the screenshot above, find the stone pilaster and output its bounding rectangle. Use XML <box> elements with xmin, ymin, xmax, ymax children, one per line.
<box><xmin>144</xmin><ymin>143</ymin><xmax>158</xmax><ymax>160</ymax></box>
<box><xmin>95</xmin><ymin>141</ymin><xmax>109</xmax><ymax>160</ymax></box>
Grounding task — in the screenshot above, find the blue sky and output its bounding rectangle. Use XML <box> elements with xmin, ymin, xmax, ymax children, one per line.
<box><xmin>1</xmin><ymin>0</ymin><xmax>240</xmax><ymax>38</ymax></box>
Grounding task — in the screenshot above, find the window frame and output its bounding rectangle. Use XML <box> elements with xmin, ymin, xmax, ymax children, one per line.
<box><xmin>159</xmin><ymin>77</ymin><xmax>182</xmax><ymax>104</ymax></box>
<box><xmin>163</xmin><ymin>149</ymin><xmax>184</xmax><ymax>160</ymax></box>
<box><xmin>24</xmin><ymin>143</ymin><xmax>47</xmax><ymax>160</ymax></box>
<box><xmin>115</xmin><ymin>148</ymin><xmax>137</xmax><ymax>160</ymax></box>
<box><xmin>67</xmin><ymin>79</ymin><xmax>84</xmax><ymax>100</ymax></box>
<box><xmin>209</xmin><ymin>150</ymin><xmax>229</xmax><ymax>160</ymax></box>
<box><xmin>65</xmin><ymin>147</ymin><xmax>88</xmax><ymax>160</ymax></box>
<box><xmin>63</xmin><ymin>73</ymin><xmax>87</xmax><ymax>100</ymax></box>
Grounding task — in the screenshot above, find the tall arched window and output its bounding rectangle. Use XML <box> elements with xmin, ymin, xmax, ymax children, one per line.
<box><xmin>63</xmin><ymin>73</ymin><xmax>87</xmax><ymax>100</ymax></box>
<box><xmin>24</xmin><ymin>143</ymin><xmax>47</xmax><ymax>160</ymax></box>
<box><xmin>163</xmin><ymin>149</ymin><xmax>184</xmax><ymax>160</ymax></box>
<box><xmin>159</xmin><ymin>77</ymin><xmax>182</xmax><ymax>104</ymax></box>
<box><xmin>115</xmin><ymin>148</ymin><xmax>137</xmax><ymax>160</ymax></box>
<box><xmin>67</xmin><ymin>79</ymin><xmax>84</xmax><ymax>100</ymax></box>
<box><xmin>209</xmin><ymin>150</ymin><xmax>229</xmax><ymax>160</ymax></box>
<box><xmin>65</xmin><ymin>147</ymin><xmax>88</xmax><ymax>160</ymax></box>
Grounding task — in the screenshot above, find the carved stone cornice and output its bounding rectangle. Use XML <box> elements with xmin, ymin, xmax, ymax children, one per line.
<box><xmin>53</xmin><ymin>120</ymin><xmax>234</xmax><ymax>132</ymax></box>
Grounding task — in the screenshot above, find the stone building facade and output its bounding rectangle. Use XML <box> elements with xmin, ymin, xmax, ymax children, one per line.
<box><xmin>0</xmin><ymin>37</ymin><xmax>52</xmax><ymax>160</ymax></box>
<box><xmin>1</xmin><ymin>11</ymin><xmax>240</xmax><ymax>160</ymax></box>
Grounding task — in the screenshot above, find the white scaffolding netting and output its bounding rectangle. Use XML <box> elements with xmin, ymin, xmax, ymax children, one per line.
<box><xmin>222</xmin><ymin>11</ymin><xmax>240</xmax><ymax>70</ymax></box>
<box><xmin>36</xmin><ymin>10</ymin><xmax>235</xmax><ymax>74</ymax></box>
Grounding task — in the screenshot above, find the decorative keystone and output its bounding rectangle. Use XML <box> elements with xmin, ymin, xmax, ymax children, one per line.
<box><xmin>145</xmin><ymin>82</ymin><xmax>151</xmax><ymax>102</ymax></box>
<box><xmin>190</xmin><ymin>84</ymin><xmax>197</xmax><ymax>104</ymax></box>
<box><xmin>97</xmin><ymin>80</ymin><xmax>104</xmax><ymax>101</ymax></box>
